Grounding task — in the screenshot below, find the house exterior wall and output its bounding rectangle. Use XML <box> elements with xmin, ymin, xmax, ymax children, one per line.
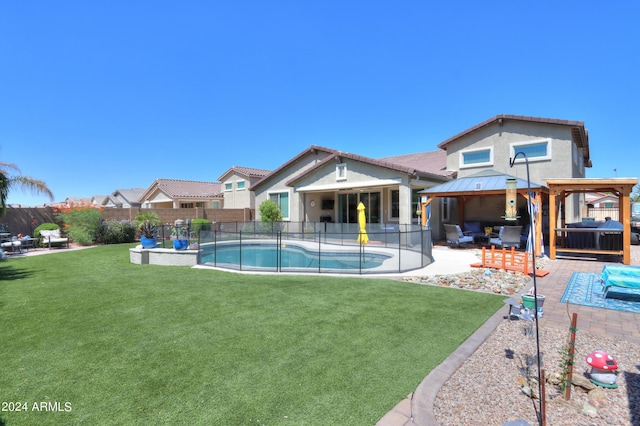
<box><xmin>221</xmin><ymin>172</ymin><xmax>259</xmax><ymax>209</ymax></box>
<box><xmin>254</xmin><ymin>150</ymin><xmax>334</xmax><ymax>222</ymax></box>
<box><xmin>443</xmin><ymin>120</ymin><xmax>587</xmax><ymax>224</ymax></box>
<box><xmin>255</xmin><ymin>151</ymin><xmax>443</xmax><ymax>226</ymax></box>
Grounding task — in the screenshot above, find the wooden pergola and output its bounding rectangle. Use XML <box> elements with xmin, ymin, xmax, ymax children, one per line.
<box><xmin>547</xmin><ymin>178</ymin><xmax>638</xmax><ymax>265</ymax></box>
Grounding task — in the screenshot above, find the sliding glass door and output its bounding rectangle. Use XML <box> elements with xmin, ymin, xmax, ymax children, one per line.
<box><xmin>337</xmin><ymin>192</ymin><xmax>380</xmax><ymax>223</ymax></box>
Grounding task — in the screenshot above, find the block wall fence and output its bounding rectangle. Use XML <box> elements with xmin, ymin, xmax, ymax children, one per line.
<box><xmin>2</xmin><ymin>207</ymin><xmax>255</xmax><ymax>236</ymax></box>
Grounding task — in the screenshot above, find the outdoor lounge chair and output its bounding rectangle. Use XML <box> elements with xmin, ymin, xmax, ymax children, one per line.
<box><xmin>1</xmin><ymin>236</ymin><xmax>22</xmax><ymax>254</ymax></box>
<box><xmin>444</xmin><ymin>224</ymin><xmax>474</xmax><ymax>247</ymax></box>
<box><xmin>489</xmin><ymin>225</ymin><xmax>523</xmax><ymax>249</ymax></box>
<box><xmin>39</xmin><ymin>229</ymin><xmax>70</xmax><ymax>249</ymax></box>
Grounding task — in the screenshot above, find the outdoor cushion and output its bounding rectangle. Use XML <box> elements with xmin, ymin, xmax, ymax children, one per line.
<box><xmin>39</xmin><ymin>229</ymin><xmax>69</xmax><ymax>248</ymax></box>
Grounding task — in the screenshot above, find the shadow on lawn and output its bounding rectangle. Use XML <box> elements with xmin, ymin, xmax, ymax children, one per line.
<box><xmin>0</xmin><ymin>262</ymin><xmax>36</xmax><ymax>281</ymax></box>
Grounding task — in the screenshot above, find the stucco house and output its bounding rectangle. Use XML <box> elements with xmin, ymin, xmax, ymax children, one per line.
<box><xmin>431</xmin><ymin>114</ymin><xmax>591</xmax><ymax>228</ymax></box>
<box><xmin>218</xmin><ymin>166</ymin><xmax>272</xmax><ymax>209</ymax></box>
<box><xmin>139</xmin><ymin>179</ymin><xmax>223</xmax><ymax>209</ymax></box>
<box><xmin>101</xmin><ymin>188</ymin><xmax>146</xmax><ymax>208</ymax></box>
<box><xmin>251</xmin><ymin>145</ymin><xmax>452</xmax><ymax>226</ymax></box>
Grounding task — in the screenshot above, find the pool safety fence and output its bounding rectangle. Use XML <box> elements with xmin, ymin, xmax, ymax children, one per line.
<box><xmin>193</xmin><ymin>221</ymin><xmax>433</xmax><ymax>274</ymax></box>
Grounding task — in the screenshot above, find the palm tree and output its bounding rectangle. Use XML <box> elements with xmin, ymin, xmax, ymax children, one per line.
<box><xmin>0</xmin><ymin>161</ymin><xmax>54</xmax><ymax>217</ymax></box>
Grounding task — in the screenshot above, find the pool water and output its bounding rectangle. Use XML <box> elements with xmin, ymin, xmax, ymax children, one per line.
<box><xmin>200</xmin><ymin>243</ymin><xmax>390</xmax><ymax>270</ymax></box>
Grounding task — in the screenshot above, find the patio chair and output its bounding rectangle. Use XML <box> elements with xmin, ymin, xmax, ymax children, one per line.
<box><xmin>489</xmin><ymin>225</ymin><xmax>523</xmax><ymax>249</ymax></box>
<box><xmin>444</xmin><ymin>224</ymin><xmax>474</xmax><ymax>247</ymax></box>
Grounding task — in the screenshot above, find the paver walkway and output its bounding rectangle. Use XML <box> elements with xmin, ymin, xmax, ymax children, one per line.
<box><xmin>377</xmin><ymin>251</ymin><xmax>640</xmax><ymax>426</ymax></box>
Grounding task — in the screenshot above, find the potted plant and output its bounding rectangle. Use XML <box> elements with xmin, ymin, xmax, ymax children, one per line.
<box><xmin>134</xmin><ymin>211</ymin><xmax>161</xmax><ymax>249</ymax></box>
<box><xmin>172</xmin><ymin>219</ymin><xmax>189</xmax><ymax>251</ymax></box>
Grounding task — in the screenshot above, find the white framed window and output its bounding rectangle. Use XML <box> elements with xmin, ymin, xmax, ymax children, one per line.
<box><xmin>459</xmin><ymin>147</ymin><xmax>493</xmax><ymax>168</ymax></box>
<box><xmin>336</xmin><ymin>163</ymin><xmax>347</xmax><ymax>181</ymax></box>
<box><xmin>224</xmin><ymin>182</ymin><xmax>233</xmax><ymax>192</ymax></box>
<box><xmin>269</xmin><ymin>191</ymin><xmax>290</xmax><ymax>220</ymax></box>
<box><xmin>236</xmin><ymin>180</ymin><xmax>246</xmax><ymax>190</ymax></box>
<box><xmin>510</xmin><ymin>139</ymin><xmax>552</xmax><ymax>162</ymax></box>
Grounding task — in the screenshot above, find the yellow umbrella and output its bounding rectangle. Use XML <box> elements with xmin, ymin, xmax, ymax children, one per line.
<box><xmin>357</xmin><ymin>202</ymin><xmax>369</xmax><ymax>245</ymax></box>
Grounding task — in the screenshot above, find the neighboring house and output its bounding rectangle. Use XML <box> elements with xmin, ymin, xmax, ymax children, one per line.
<box><xmin>139</xmin><ymin>179</ymin><xmax>223</xmax><ymax>209</ymax></box>
<box><xmin>102</xmin><ymin>188</ymin><xmax>146</xmax><ymax>208</ymax></box>
<box><xmin>91</xmin><ymin>195</ymin><xmax>108</xmax><ymax>207</ymax></box>
<box><xmin>64</xmin><ymin>197</ymin><xmax>93</xmax><ymax>206</ymax></box>
<box><xmin>251</xmin><ymin>145</ymin><xmax>452</xmax><ymax>225</ymax></box>
<box><xmin>218</xmin><ymin>166</ymin><xmax>272</xmax><ymax>209</ymax></box>
<box><xmin>435</xmin><ymin>114</ymin><xmax>591</xmax><ymax>225</ymax></box>
<box><xmin>585</xmin><ymin>192</ymin><xmax>619</xmax><ymax>208</ymax></box>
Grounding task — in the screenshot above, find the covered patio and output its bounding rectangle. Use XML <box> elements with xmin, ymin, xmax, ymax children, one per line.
<box><xmin>419</xmin><ymin>170</ymin><xmax>547</xmax><ymax>257</ymax></box>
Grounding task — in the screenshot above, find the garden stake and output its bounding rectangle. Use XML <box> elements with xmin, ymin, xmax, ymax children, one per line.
<box><xmin>540</xmin><ymin>368</ymin><xmax>546</xmax><ymax>426</ymax></box>
<box><xmin>564</xmin><ymin>312</ymin><xmax>578</xmax><ymax>401</ymax></box>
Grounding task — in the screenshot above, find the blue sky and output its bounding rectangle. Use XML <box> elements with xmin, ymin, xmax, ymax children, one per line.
<box><xmin>2</xmin><ymin>1</ymin><xmax>639</xmax><ymax>206</ymax></box>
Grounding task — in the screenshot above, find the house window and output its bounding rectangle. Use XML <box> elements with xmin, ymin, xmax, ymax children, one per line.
<box><xmin>269</xmin><ymin>192</ymin><xmax>290</xmax><ymax>220</ymax></box>
<box><xmin>212</xmin><ymin>201</ymin><xmax>220</xmax><ymax>209</ymax></box>
<box><xmin>224</xmin><ymin>183</ymin><xmax>233</xmax><ymax>191</ymax></box>
<box><xmin>237</xmin><ymin>181</ymin><xmax>246</xmax><ymax>190</ymax></box>
<box><xmin>441</xmin><ymin>197</ymin><xmax>450</xmax><ymax>221</ymax></box>
<box><xmin>338</xmin><ymin>192</ymin><xmax>380</xmax><ymax>223</ymax></box>
<box><xmin>391</xmin><ymin>190</ymin><xmax>400</xmax><ymax>219</ymax></box>
<box><xmin>336</xmin><ymin>163</ymin><xmax>347</xmax><ymax>181</ymax></box>
<box><xmin>389</xmin><ymin>189</ymin><xmax>422</xmax><ymax>220</ymax></box>
<box><xmin>511</xmin><ymin>139</ymin><xmax>551</xmax><ymax>162</ymax></box>
<box><xmin>180</xmin><ymin>202</ymin><xmax>194</xmax><ymax>208</ymax></box>
<box><xmin>459</xmin><ymin>147</ymin><xmax>493</xmax><ymax>168</ymax></box>
<box><xmin>196</xmin><ymin>202</ymin><xmax>205</xmax><ymax>208</ymax></box>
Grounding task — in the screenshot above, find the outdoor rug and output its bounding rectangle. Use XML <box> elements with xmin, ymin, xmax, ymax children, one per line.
<box><xmin>560</xmin><ymin>272</ymin><xmax>640</xmax><ymax>314</ymax></box>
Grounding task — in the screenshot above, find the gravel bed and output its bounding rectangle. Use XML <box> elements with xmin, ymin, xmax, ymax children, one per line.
<box><xmin>429</xmin><ymin>246</ymin><xmax>640</xmax><ymax>425</ymax></box>
<box><xmin>433</xmin><ymin>319</ymin><xmax>640</xmax><ymax>425</ymax></box>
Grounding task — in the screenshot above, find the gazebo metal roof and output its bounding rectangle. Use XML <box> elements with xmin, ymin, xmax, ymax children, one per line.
<box><xmin>420</xmin><ymin>169</ymin><xmax>547</xmax><ymax>197</ymax></box>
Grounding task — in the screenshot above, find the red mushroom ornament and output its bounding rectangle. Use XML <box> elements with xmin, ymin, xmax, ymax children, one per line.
<box><xmin>585</xmin><ymin>350</ymin><xmax>618</xmax><ymax>388</ymax></box>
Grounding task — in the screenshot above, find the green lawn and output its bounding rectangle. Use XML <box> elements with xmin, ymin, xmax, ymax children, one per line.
<box><xmin>0</xmin><ymin>245</ymin><xmax>505</xmax><ymax>425</ymax></box>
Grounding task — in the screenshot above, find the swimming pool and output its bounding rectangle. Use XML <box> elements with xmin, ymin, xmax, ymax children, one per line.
<box><xmin>200</xmin><ymin>242</ymin><xmax>391</xmax><ymax>271</ymax></box>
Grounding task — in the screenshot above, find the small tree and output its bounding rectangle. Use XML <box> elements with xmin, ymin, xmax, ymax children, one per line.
<box><xmin>134</xmin><ymin>211</ymin><xmax>161</xmax><ymax>238</ymax></box>
<box><xmin>259</xmin><ymin>199</ymin><xmax>283</xmax><ymax>222</ymax></box>
<box><xmin>55</xmin><ymin>202</ymin><xmax>104</xmax><ymax>245</ymax></box>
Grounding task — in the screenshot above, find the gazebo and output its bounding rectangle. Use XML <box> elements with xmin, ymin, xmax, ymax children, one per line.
<box><xmin>419</xmin><ymin>170</ymin><xmax>547</xmax><ymax>257</ymax></box>
<box><xmin>547</xmin><ymin>178</ymin><xmax>637</xmax><ymax>265</ymax></box>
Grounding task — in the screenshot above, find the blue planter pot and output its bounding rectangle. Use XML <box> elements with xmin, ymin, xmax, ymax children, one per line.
<box><xmin>140</xmin><ymin>236</ymin><xmax>157</xmax><ymax>249</ymax></box>
<box><xmin>173</xmin><ymin>239</ymin><xmax>189</xmax><ymax>251</ymax></box>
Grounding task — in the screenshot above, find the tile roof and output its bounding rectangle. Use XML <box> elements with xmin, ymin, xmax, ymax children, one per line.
<box><xmin>148</xmin><ymin>179</ymin><xmax>223</xmax><ymax>199</ymax></box>
<box><xmin>115</xmin><ymin>188</ymin><xmax>146</xmax><ymax>203</ymax></box>
<box><xmin>218</xmin><ymin>166</ymin><xmax>272</xmax><ymax>181</ymax></box>
<box><xmin>256</xmin><ymin>145</ymin><xmax>452</xmax><ymax>189</ymax></box>
<box><xmin>378</xmin><ymin>150</ymin><xmax>452</xmax><ymax>177</ymax></box>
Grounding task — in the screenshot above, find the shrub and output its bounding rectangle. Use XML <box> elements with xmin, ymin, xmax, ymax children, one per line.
<box><xmin>34</xmin><ymin>223</ymin><xmax>60</xmax><ymax>239</ymax></box>
<box><xmin>95</xmin><ymin>220</ymin><xmax>137</xmax><ymax>244</ymax></box>
<box><xmin>190</xmin><ymin>219</ymin><xmax>210</xmax><ymax>238</ymax></box>
<box><xmin>259</xmin><ymin>200</ymin><xmax>282</xmax><ymax>222</ymax></box>
<box><xmin>54</xmin><ymin>202</ymin><xmax>104</xmax><ymax>246</ymax></box>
